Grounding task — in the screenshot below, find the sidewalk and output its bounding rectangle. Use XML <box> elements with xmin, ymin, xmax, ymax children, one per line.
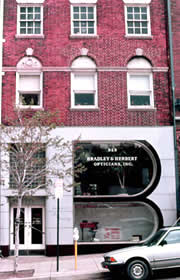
<box><xmin>0</xmin><ymin>254</ymin><xmax>107</xmax><ymax>280</ymax></box>
<box><xmin>1</xmin><ymin>254</ymin><xmax>180</xmax><ymax>280</ymax></box>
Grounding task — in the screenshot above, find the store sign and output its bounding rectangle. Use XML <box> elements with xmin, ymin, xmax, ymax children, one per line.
<box><xmin>104</xmin><ymin>228</ymin><xmax>121</xmax><ymax>240</ymax></box>
<box><xmin>74</xmin><ymin>140</ymin><xmax>161</xmax><ymax>198</ymax></box>
<box><xmin>87</xmin><ymin>155</ymin><xmax>138</xmax><ymax>167</ymax></box>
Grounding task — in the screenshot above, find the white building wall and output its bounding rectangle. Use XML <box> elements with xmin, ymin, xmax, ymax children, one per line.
<box><xmin>45</xmin><ymin>126</ymin><xmax>176</xmax><ymax>245</ymax></box>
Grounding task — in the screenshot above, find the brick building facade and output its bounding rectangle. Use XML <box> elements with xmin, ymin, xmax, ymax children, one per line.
<box><xmin>0</xmin><ymin>0</ymin><xmax>177</xmax><ymax>256</ymax></box>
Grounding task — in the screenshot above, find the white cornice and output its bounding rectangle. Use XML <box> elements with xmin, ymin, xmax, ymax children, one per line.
<box><xmin>3</xmin><ymin>66</ymin><xmax>169</xmax><ymax>72</ymax></box>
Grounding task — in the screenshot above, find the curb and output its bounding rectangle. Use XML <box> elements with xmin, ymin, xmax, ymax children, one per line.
<box><xmin>7</xmin><ymin>271</ymin><xmax>110</xmax><ymax>280</ymax></box>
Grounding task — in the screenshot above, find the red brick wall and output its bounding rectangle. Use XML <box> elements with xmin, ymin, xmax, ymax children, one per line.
<box><xmin>2</xmin><ymin>0</ymin><xmax>171</xmax><ymax>126</ymax></box>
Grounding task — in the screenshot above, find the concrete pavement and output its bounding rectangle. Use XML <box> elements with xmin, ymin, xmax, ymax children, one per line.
<box><xmin>1</xmin><ymin>254</ymin><xmax>180</xmax><ymax>280</ymax></box>
<box><xmin>0</xmin><ymin>253</ymin><xmax>108</xmax><ymax>280</ymax></box>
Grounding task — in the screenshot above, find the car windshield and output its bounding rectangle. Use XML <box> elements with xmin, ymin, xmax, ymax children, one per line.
<box><xmin>143</xmin><ymin>229</ymin><xmax>167</xmax><ymax>247</ymax></box>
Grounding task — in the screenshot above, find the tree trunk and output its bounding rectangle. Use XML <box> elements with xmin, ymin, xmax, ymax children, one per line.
<box><xmin>14</xmin><ymin>196</ymin><xmax>23</xmax><ymax>273</ymax></box>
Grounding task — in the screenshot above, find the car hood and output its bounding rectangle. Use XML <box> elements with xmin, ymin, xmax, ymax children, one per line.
<box><xmin>104</xmin><ymin>245</ymin><xmax>148</xmax><ymax>257</ymax></box>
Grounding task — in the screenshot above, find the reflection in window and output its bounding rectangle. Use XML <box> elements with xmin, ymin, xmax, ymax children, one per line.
<box><xmin>74</xmin><ymin>141</ymin><xmax>158</xmax><ymax>196</ymax></box>
<box><xmin>10</xmin><ymin>144</ymin><xmax>46</xmax><ymax>189</ymax></box>
<box><xmin>163</xmin><ymin>230</ymin><xmax>180</xmax><ymax>245</ymax></box>
<box><xmin>74</xmin><ymin>202</ymin><xmax>159</xmax><ymax>243</ymax></box>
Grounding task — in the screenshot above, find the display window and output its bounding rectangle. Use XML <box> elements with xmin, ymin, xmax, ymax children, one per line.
<box><xmin>74</xmin><ymin>141</ymin><xmax>161</xmax><ymax>198</ymax></box>
<box><xmin>74</xmin><ymin>201</ymin><xmax>161</xmax><ymax>243</ymax></box>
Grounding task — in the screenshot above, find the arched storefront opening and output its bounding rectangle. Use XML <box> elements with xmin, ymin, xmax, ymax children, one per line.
<box><xmin>74</xmin><ymin>140</ymin><xmax>161</xmax><ymax>198</ymax></box>
<box><xmin>74</xmin><ymin>140</ymin><xmax>162</xmax><ymax>245</ymax></box>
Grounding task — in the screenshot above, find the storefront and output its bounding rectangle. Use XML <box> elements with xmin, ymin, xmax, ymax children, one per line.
<box><xmin>73</xmin><ymin>140</ymin><xmax>163</xmax><ymax>245</ymax></box>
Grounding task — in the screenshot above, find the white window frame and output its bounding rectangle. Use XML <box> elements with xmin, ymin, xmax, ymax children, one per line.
<box><xmin>71</xmin><ymin>71</ymin><xmax>98</xmax><ymax>109</ymax></box>
<box><xmin>16</xmin><ymin>3</ymin><xmax>44</xmax><ymax>37</ymax></box>
<box><xmin>70</xmin><ymin>4</ymin><xmax>97</xmax><ymax>37</ymax></box>
<box><xmin>124</xmin><ymin>4</ymin><xmax>151</xmax><ymax>37</ymax></box>
<box><xmin>16</xmin><ymin>72</ymin><xmax>43</xmax><ymax>109</ymax></box>
<box><xmin>127</xmin><ymin>72</ymin><xmax>154</xmax><ymax>109</ymax></box>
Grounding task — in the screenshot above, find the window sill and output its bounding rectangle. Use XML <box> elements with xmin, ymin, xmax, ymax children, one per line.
<box><xmin>15</xmin><ymin>34</ymin><xmax>45</xmax><ymax>39</ymax></box>
<box><xmin>16</xmin><ymin>106</ymin><xmax>44</xmax><ymax>111</ymax></box>
<box><xmin>70</xmin><ymin>107</ymin><xmax>100</xmax><ymax>111</ymax></box>
<box><xmin>127</xmin><ymin>107</ymin><xmax>156</xmax><ymax>112</ymax></box>
<box><xmin>70</xmin><ymin>0</ymin><xmax>98</xmax><ymax>3</ymax></box>
<box><xmin>125</xmin><ymin>35</ymin><xmax>153</xmax><ymax>40</ymax></box>
<box><xmin>70</xmin><ymin>35</ymin><xmax>99</xmax><ymax>39</ymax></box>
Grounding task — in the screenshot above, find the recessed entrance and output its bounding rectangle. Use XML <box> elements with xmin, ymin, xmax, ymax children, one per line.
<box><xmin>10</xmin><ymin>206</ymin><xmax>45</xmax><ymax>251</ymax></box>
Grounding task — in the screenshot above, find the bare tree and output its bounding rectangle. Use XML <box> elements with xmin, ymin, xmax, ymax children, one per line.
<box><xmin>0</xmin><ymin>110</ymin><xmax>81</xmax><ymax>273</ymax></box>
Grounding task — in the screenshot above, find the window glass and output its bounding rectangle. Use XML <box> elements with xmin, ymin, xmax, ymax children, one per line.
<box><xmin>163</xmin><ymin>231</ymin><xmax>180</xmax><ymax>245</ymax></box>
<box><xmin>130</xmin><ymin>95</ymin><xmax>150</xmax><ymax>106</ymax></box>
<box><xmin>72</xmin><ymin>6</ymin><xmax>95</xmax><ymax>35</ymax></box>
<box><xmin>74</xmin><ymin>201</ymin><xmax>159</xmax><ymax>243</ymax></box>
<box><xmin>75</xmin><ymin>93</ymin><xmax>94</xmax><ymax>106</ymax></box>
<box><xmin>13</xmin><ymin>208</ymin><xmax>25</xmax><ymax>244</ymax></box>
<box><xmin>128</xmin><ymin>73</ymin><xmax>152</xmax><ymax>107</ymax></box>
<box><xmin>74</xmin><ymin>141</ymin><xmax>160</xmax><ymax>197</ymax></box>
<box><xmin>20</xmin><ymin>94</ymin><xmax>39</xmax><ymax>106</ymax></box>
<box><xmin>126</xmin><ymin>6</ymin><xmax>149</xmax><ymax>35</ymax></box>
<box><xmin>19</xmin><ymin>6</ymin><xmax>41</xmax><ymax>35</ymax></box>
<box><xmin>10</xmin><ymin>144</ymin><xmax>45</xmax><ymax>189</ymax></box>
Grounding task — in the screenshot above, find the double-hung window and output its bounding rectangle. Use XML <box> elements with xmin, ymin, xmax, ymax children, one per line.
<box><xmin>16</xmin><ymin>0</ymin><xmax>44</xmax><ymax>37</ymax></box>
<box><xmin>127</xmin><ymin>57</ymin><xmax>154</xmax><ymax>109</ymax></box>
<box><xmin>70</xmin><ymin>0</ymin><xmax>97</xmax><ymax>37</ymax></box>
<box><xmin>124</xmin><ymin>0</ymin><xmax>151</xmax><ymax>37</ymax></box>
<box><xmin>17</xmin><ymin>74</ymin><xmax>42</xmax><ymax>107</ymax></box>
<box><xmin>16</xmin><ymin>56</ymin><xmax>43</xmax><ymax>109</ymax></box>
<box><xmin>128</xmin><ymin>74</ymin><xmax>153</xmax><ymax>107</ymax></box>
<box><xmin>73</xmin><ymin>73</ymin><xmax>96</xmax><ymax>106</ymax></box>
<box><xmin>71</xmin><ymin>56</ymin><xmax>98</xmax><ymax>109</ymax></box>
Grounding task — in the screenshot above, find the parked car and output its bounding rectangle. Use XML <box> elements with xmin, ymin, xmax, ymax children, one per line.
<box><xmin>102</xmin><ymin>226</ymin><xmax>180</xmax><ymax>280</ymax></box>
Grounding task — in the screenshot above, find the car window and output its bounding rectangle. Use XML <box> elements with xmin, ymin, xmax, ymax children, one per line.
<box><xmin>144</xmin><ymin>229</ymin><xmax>166</xmax><ymax>246</ymax></box>
<box><xmin>163</xmin><ymin>230</ymin><xmax>180</xmax><ymax>245</ymax></box>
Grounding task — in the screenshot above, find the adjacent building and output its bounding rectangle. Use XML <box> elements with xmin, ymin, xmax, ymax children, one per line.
<box><xmin>171</xmin><ymin>0</ymin><xmax>180</xmax><ymax>207</ymax></box>
<box><xmin>0</xmin><ymin>0</ymin><xmax>177</xmax><ymax>256</ymax></box>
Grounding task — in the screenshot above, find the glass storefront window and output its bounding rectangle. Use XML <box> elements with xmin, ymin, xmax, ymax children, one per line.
<box><xmin>74</xmin><ymin>141</ymin><xmax>161</xmax><ymax>197</ymax></box>
<box><xmin>74</xmin><ymin>201</ymin><xmax>160</xmax><ymax>243</ymax></box>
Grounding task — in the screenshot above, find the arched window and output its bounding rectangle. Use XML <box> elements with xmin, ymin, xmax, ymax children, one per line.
<box><xmin>71</xmin><ymin>56</ymin><xmax>98</xmax><ymax>109</ymax></box>
<box><xmin>127</xmin><ymin>57</ymin><xmax>154</xmax><ymax>108</ymax></box>
<box><xmin>16</xmin><ymin>54</ymin><xmax>43</xmax><ymax>108</ymax></box>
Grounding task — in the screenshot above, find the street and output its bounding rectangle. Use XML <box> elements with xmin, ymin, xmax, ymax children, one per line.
<box><xmin>54</xmin><ymin>270</ymin><xmax>180</xmax><ymax>280</ymax></box>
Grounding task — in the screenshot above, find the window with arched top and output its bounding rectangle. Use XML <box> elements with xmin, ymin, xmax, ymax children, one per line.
<box><xmin>16</xmin><ymin>56</ymin><xmax>43</xmax><ymax>109</ymax></box>
<box><xmin>127</xmin><ymin>57</ymin><xmax>154</xmax><ymax>109</ymax></box>
<box><xmin>71</xmin><ymin>56</ymin><xmax>98</xmax><ymax>109</ymax></box>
